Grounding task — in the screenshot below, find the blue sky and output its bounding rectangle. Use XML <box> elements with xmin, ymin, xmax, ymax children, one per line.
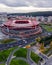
<box><xmin>0</xmin><ymin>0</ymin><xmax>52</xmax><ymax>13</ymax></box>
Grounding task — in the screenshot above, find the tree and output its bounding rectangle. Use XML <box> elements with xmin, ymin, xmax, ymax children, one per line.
<box><xmin>39</xmin><ymin>43</ymin><xmax>45</xmax><ymax>52</ymax></box>
<box><xmin>36</xmin><ymin>37</ymin><xmax>41</xmax><ymax>42</ymax></box>
<box><xmin>50</xmin><ymin>41</ymin><xmax>52</xmax><ymax>49</ymax></box>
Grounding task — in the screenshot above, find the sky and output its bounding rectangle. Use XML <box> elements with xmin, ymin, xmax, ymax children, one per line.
<box><xmin>0</xmin><ymin>0</ymin><xmax>52</xmax><ymax>13</ymax></box>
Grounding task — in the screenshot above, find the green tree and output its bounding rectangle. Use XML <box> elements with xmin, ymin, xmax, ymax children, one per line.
<box><xmin>50</xmin><ymin>41</ymin><xmax>52</xmax><ymax>49</ymax></box>
<box><xmin>39</xmin><ymin>43</ymin><xmax>45</xmax><ymax>52</ymax></box>
<box><xmin>36</xmin><ymin>37</ymin><xmax>41</xmax><ymax>42</ymax></box>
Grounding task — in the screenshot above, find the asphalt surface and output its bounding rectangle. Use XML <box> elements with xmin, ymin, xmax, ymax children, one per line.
<box><xmin>27</xmin><ymin>48</ymin><xmax>37</xmax><ymax>65</ymax></box>
<box><xmin>14</xmin><ymin>57</ymin><xmax>28</xmax><ymax>63</ymax></box>
<box><xmin>0</xmin><ymin>26</ymin><xmax>52</xmax><ymax>51</ymax></box>
<box><xmin>5</xmin><ymin>47</ymin><xmax>20</xmax><ymax>65</ymax></box>
<box><xmin>31</xmin><ymin>46</ymin><xmax>48</xmax><ymax>61</ymax></box>
<box><xmin>0</xmin><ymin>23</ymin><xmax>52</xmax><ymax>65</ymax></box>
<box><xmin>5</xmin><ymin>46</ymin><xmax>38</xmax><ymax>65</ymax></box>
<box><xmin>5</xmin><ymin>47</ymin><xmax>37</xmax><ymax>65</ymax></box>
<box><xmin>43</xmin><ymin>56</ymin><xmax>52</xmax><ymax>65</ymax></box>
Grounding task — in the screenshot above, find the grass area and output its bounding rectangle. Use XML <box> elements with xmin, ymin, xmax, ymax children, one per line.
<box><xmin>10</xmin><ymin>59</ymin><xmax>29</xmax><ymax>65</ymax></box>
<box><xmin>14</xmin><ymin>48</ymin><xmax>27</xmax><ymax>58</ymax></box>
<box><xmin>0</xmin><ymin>47</ymin><xmax>41</xmax><ymax>64</ymax></box>
<box><xmin>0</xmin><ymin>64</ymin><xmax>5</xmax><ymax>65</ymax></box>
<box><xmin>31</xmin><ymin>52</ymin><xmax>41</xmax><ymax>63</ymax></box>
<box><xmin>0</xmin><ymin>47</ymin><xmax>18</xmax><ymax>62</ymax></box>
<box><xmin>0</xmin><ymin>39</ymin><xmax>16</xmax><ymax>44</ymax></box>
<box><xmin>41</xmin><ymin>24</ymin><xmax>52</xmax><ymax>32</ymax></box>
<box><xmin>14</xmin><ymin>48</ymin><xmax>41</xmax><ymax>63</ymax></box>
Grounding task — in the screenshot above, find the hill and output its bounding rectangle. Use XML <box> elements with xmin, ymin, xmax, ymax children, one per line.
<box><xmin>7</xmin><ymin>11</ymin><xmax>52</xmax><ymax>16</ymax></box>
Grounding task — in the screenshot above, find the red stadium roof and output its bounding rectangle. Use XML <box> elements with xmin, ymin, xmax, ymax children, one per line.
<box><xmin>3</xmin><ymin>20</ymin><xmax>40</xmax><ymax>29</ymax></box>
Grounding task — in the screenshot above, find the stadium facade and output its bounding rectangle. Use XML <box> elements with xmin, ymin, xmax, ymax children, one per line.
<box><xmin>1</xmin><ymin>19</ymin><xmax>42</xmax><ymax>38</ymax></box>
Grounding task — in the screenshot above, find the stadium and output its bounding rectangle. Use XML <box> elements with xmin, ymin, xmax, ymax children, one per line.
<box><xmin>1</xmin><ymin>19</ymin><xmax>42</xmax><ymax>38</ymax></box>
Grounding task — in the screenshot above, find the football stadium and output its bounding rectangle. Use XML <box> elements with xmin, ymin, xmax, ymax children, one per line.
<box><xmin>1</xmin><ymin>19</ymin><xmax>42</xmax><ymax>38</ymax></box>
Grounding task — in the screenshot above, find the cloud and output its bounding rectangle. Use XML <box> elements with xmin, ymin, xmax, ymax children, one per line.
<box><xmin>0</xmin><ymin>0</ymin><xmax>29</xmax><ymax>7</ymax></box>
<box><xmin>0</xmin><ymin>0</ymin><xmax>52</xmax><ymax>13</ymax></box>
<box><xmin>0</xmin><ymin>0</ymin><xmax>52</xmax><ymax>7</ymax></box>
<box><xmin>0</xmin><ymin>3</ymin><xmax>52</xmax><ymax>13</ymax></box>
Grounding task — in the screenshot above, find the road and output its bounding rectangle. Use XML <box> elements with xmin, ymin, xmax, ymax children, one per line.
<box><xmin>27</xmin><ymin>48</ymin><xmax>37</xmax><ymax>65</ymax></box>
<box><xmin>0</xmin><ymin>24</ymin><xmax>52</xmax><ymax>65</ymax></box>
<box><xmin>5</xmin><ymin>46</ymin><xmax>37</xmax><ymax>65</ymax></box>
<box><xmin>0</xmin><ymin>26</ymin><xmax>52</xmax><ymax>51</ymax></box>
<box><xmin>5</xmin><ymin>42</ymin><xmax>31</xmax><ymax>65</ymax></box>
<box><xmin>0</xmin><ymin>31</ymin><xmax>51</xmax><ymax>51</ymax></box>
<box><xmin>47</xmin><ymin>50</ymin><xmax>52</xmax><ymax>56</ymax></box>
<box><xmin>0</xmin><ymin>33</ymin><xmax>37</xmax><ymax>51</ymax></box>
<box><xmin>14</xmin><ymin>57</ymin><xmax>29</xmax><ymax>64</ymax></box>
<box><xmin>43</xmin><ymin>56</ymin><xmax>52</xmax><ymax>65</ymax></box>
<box><xmin>31</xmin><ymin>46</ymin><xmax>48</xmax><ymax>61</ymax></box>
<box><xmin>5</xmin><ymin>47</ymin><xmax>20</xmax><ymax>65</ymax></box>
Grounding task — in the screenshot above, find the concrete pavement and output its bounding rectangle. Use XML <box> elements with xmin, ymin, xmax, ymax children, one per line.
<box><xmin>27</xmin><ymin>48</ymin><xmax>37</xmax><ymax>65</ymax></box>
<box><xmin>43</xmin><ymin>56</ymin><xmax>52</xmax><ymax>65</ymax></box>
<box><xmin>31</xmin><ymin>46</ymin><xmax>48</xmax><ymax>61</ymax></box>
<box><xmin>5</xmin><ymin>47</ymin><xmax>20</xmax><ymax>65</ymax></box>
